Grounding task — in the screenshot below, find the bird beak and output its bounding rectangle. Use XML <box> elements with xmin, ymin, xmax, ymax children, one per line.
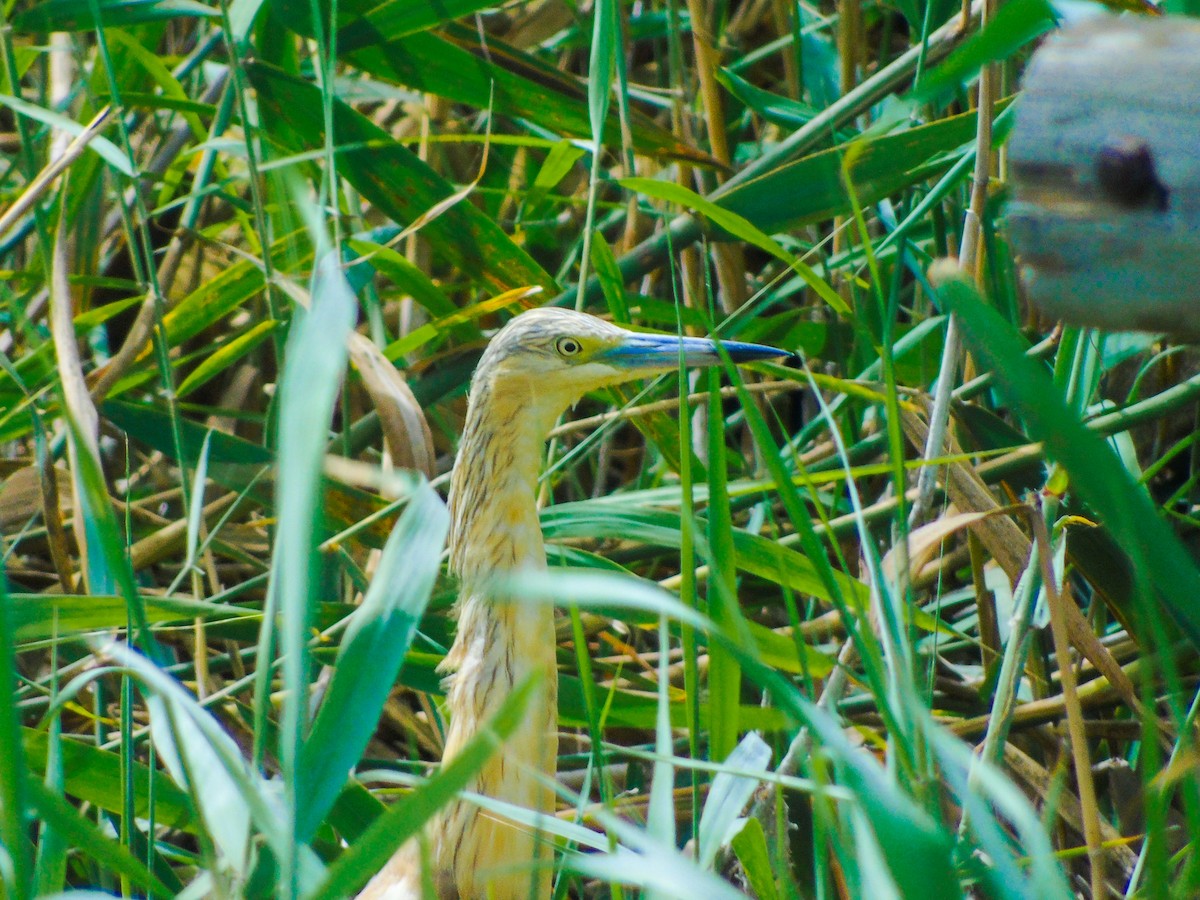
<box><xmin>601</xmin><ymin>332</ymin><xmax>790</xmax><ymax>370</ymax></box>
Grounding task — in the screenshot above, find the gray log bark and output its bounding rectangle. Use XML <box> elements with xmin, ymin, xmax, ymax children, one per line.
<box><xmin>1008</xmin><ymin>16</ymin><xmax>1200</xmax><ymax>335</ymax></box>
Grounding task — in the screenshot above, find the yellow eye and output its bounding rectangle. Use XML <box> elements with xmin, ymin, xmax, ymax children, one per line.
<box><xmin>556</xmin><ymin>337</ymin><xmax>583</xmax><ymax>357</ymax></box>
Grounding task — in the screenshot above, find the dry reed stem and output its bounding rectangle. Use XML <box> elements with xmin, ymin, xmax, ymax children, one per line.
<box><xmin>1035</xmin><ymin>509</ymin><xmax>1106</xmax><ymax>898</ymax></box>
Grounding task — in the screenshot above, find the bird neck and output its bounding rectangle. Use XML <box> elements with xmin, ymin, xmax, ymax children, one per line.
<box><xmin>436</xmin><ymin>371</ymin><xmax>561</xmax><ymax>898</ymax></box>
<box><xmin>448</xmin><ymin>373</ymin><xmax>563</xmax><ymax>587</ymax></box>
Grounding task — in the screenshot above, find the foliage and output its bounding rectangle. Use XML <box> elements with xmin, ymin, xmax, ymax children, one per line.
<box><xmin>1</xmin><ymin>0</ymin><xmax>1198</xmax><ymax>897</ymax></box>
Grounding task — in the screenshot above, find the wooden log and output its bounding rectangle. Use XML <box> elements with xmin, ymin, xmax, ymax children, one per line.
<box><xmin>1007</xmin><ymin>16</ymin><xmax>1200</xmax><ymax>334</ymax></box>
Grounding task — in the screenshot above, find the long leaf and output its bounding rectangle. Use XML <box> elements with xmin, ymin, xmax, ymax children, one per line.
<box><xmin>697</xmin><ymin>732</ymin><xmax>772</xmax><ymax>870</ymax></box>
<box><xmin>271</xmin><ymin>251</ymin><xmax>357</xmax><ymax>890</ymax></box>
<box><xmin>0</xmin><ymin>575</ymin><xmax>31</xmax><ymax>899</ymax></box>
<box><xmin>0</xmin><ymin>94</ymin><xmax>132</xmax><ymax>175</ymax></box>
<box><xmin>296</xmin><ymin>477</ymin><xmax>448</xmax><ymax>841</ymax></box>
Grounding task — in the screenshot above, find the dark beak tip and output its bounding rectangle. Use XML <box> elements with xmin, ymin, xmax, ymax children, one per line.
<box><xmin>727</xmin><ymin>344</ymin><xmax>792</xmax><ymax>363</ymax></box>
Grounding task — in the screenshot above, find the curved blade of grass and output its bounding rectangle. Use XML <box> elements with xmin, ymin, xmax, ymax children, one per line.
<box><xmin>331</xmin><ymin>0</ymin><xmax>498</xmax><ymax>40</ymax></box>
<box><xmin>103</xmin><ymin>400</ymin><xmax>271</xmax><ymax>465</ymax></box>
<box><xmin>564</xmin><ymin>794</ymin><xmax>748</xmax><ymax>900</ymax></box>
<box><xmin>911</xmin><ymin>0</ymin><xmax>1057</xmax><ymax>101</ymax></box>
<box><xmin>748</xmin><ymin>668</ymin><xmax>963</xmax><ymax>899</ymax></box>
<box><xmin>556</xmin><ymin>674</ymin><xmax>791</xmax><ymax>732</ymax></box>
<box><xmin>296</xmin><ymin>477</ymin><xmax>448</xmax><ymax>842</ymax></box>
<box><xmin>716</xmin><ymin>67</ymin><xmax>849</xmax><ymax>135</ymax></box>
<box><xmin>344</xmin><ymin>238</ymin><xmax>459</xmax><ymax>321</ymax></box>
<box><xmin>381</xmin><ymin>285</ymin><xmax>542</xmax><ymax>363</ymax></box>
<box><xmin>323</xmin><ymin>781</ymin><xmax>386</xmax><ymax>845</ymax></box>
<box><xmin>146</xmin><ymin>688</ymin><xmax>253</xmax><ymax>879</ymax></box>
<box><xmin>100</xmin><ymin>641</ymin><xmax>291</xmax><ymax>879</ymax></box>
<box><xmin>506</xmin><ymin>570</ymin><xmax>713</xmax><ymax>633</ymax></box>
<box><xmin>444</xmin><ymin>22</ymin><xmax>712</xmax><ymax>162</ymax></box>
<box><xmin>729</xmin><ymin>818</ymin><xmax>779</xmax><ymax>900</ymax></box>
<box><xmin>568</xmin><ymin>848</ymin><xmax>747</xmax><ymax>900</ymax></box>
<box><xmin>176</xmin><ymin>320</ymin><xmax>282</xmax><ymax>399</ymax></box>
<box><xmin>156</xmin><ymin>228</ymin><xmax>310</xmax><ymax>356</ymax></box>
<box><xmin>105</xmin><ymin>29</ymin><xmax>207</xmax><ymax>142</ymax></box>
<box><xmin>925</xmin><ymin>723</ymin><xmax>1071</xmax><ymax>899</ymax></box>
<box><xmin>321</xmin><ymin>22</ymin><xmax>710</xmax><ymax>164</ymax></box>
<box><xmin>527</xmin><ymin>140</ymin><xmax>587</xmax><ymax>212</ymax></box>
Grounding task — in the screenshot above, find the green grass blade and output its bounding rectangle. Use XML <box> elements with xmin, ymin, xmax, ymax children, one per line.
<box><xmin>100</xmin><ymin>642</ymin><xmax>282</xmax><ymax>879</ymax></box>
<box><xmin>620</xmin><ymin>177</ymin><xmax>850</xmax><ymax>318</ymax></box>
<box><xmin>9</xmin><ymin>594</ymin><xmax>255</xmax><ymax>644</ymax></box>
<box><xmin>729</xmin><ymin>817</ymin><xmax>779</xmax><ymax>900</ymax></box>
<box><xmin>330</xmin><ymin>25</ymin><xmax>705</xmax><ymax>163</ymax></box>
<box><xmin>0</xmin><ymin>575</ymin><xmax>31</xmax><ymax>900</ymax></box>
<box><xmin>911</xmin><ymin>0</ymin><xmax>1056</xmax><ymax>101</ymax></box>
<box><xmin>743</xmin><ymin>661</ymin><xmax>963</xmax><ymax>899</ymax></box>
<box><xmin>65</xmin><ymin>412</ymin><xmax>162</xmax><ymax>665</ymax></box>
<box><xmin>272</xmin><ymin>250</ymin><xmax>357</xmax><ymax>889</ymax></box>
<box><xmin>333</xmin><ymin>0</ymin><xmax>502</xmax><ymax>41</ymax></box>
<box><xmin>645</xmin><ymin>617</ymin><xmax>677</xmax><ymax>853</ymax></box>
<box><xmin>508</xmin><ymin>570</ymin><xmax>713</xmax><ymax>632</ymax></box>
<box><xmin>176</xmin><ymin>320</ymin><xmax>282</xmax><ymax>399</ymax></box>
<box><xmin>704</xmin><ymin>367</ymin><xmax>740</xmax><ymax>764</ymax></box>
<box><xmin>0</xmin><ymin>94</ymin><xmax>132</xmax><ymax>174</ymax></box>
<box><xmin>296</xmin><ymin>476</ymin><xmax>448</xmax><ymax>841</ymax></box>
<box><xmin>540</xmin><ymin>504</ymin><xmax>869</xmax><ymax>606</ymax></box>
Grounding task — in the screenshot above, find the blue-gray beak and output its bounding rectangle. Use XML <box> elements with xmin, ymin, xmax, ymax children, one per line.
<box><xmin>602</xmin><ymin>332</ymin><xmax>789</xmax><ymax>370</ymax></box>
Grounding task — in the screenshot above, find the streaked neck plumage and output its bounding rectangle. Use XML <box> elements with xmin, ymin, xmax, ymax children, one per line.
<box><xmin>437</xmin><ymin>367</ymin><xmax>566</xmax><ymax>898</ymax></box>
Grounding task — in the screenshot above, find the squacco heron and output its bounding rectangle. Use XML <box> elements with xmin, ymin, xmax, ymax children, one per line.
<box><xmin>360</xmin><ymin>307</ymin><xmax>786</xmax><ymax>899</ymax></box>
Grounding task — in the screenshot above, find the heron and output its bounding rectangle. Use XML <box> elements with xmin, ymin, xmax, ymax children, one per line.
<box><xmin>359</xmin><ymin>306</ymin><xmax>786</xmax><ymax>899</ymax></box>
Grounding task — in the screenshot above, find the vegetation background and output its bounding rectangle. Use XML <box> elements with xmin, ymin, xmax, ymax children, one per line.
<box><xmin>2</xmin><ymin>0</ymin><xmax>1200</xmax><ymax>896</ymax></box>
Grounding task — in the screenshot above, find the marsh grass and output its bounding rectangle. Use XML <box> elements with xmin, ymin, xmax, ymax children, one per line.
<box><xmin>2</xmin><ymin>0</ymin><xmax>1199</xmax><ymax>896</ymax></box>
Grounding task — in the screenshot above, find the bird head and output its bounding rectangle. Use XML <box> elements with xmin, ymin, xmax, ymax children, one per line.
<box><xmin>474</xmin><ymin>307</ymin><xmax>788</xmax><ymax>427</ymax></box>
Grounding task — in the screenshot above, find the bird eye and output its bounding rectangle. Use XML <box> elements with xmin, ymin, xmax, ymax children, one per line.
<box><xmin>556</xmin><ymin>337</ymin><xmax>583</xmax><ymax>357</ymax></box>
